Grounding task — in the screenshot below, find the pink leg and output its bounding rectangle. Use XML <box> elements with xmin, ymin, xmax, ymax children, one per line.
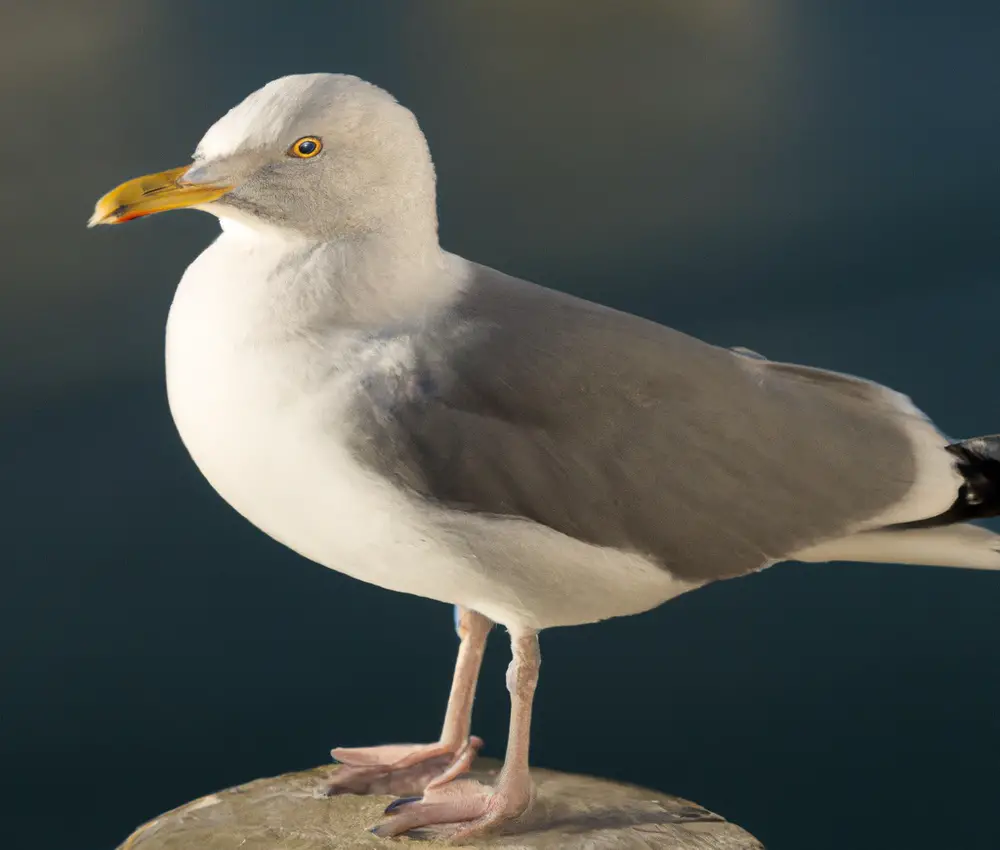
<box><xmin>325</xmin><ymin>608</ymin><xmax>492</xmax><ymax>798</ymax></box>
<box><xmin>375</xmin><ymin>629</ymin><xmax>541</xmax><ymax>839</ymax></box>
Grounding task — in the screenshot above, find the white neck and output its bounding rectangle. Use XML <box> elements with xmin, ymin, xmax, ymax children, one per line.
<box><xmin>176</xmin><ymin>217</ymin><xmax>461</xmax><ymax>344</ymax></box>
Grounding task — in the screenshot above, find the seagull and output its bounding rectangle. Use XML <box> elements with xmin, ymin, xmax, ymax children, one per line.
<box><xmin>90</xmin><ymin>73</ymin><xmax>1000</xmax><ymax>839</ymax></box>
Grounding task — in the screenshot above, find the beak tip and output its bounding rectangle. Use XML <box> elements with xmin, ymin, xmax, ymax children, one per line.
<box><xmin>88</xmin><ymin>201</ymin><xmax>129</xmax><ymax>228</ymax></box>
<box><xmin>88</xmin><ymin>200</ymin><xmax>117</xmax><ymax>228</ymax></box>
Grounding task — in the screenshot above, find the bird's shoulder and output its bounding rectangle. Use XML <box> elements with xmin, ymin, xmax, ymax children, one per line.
<box><xmin>414</xmin><ymin>261</ymin><xmax>895</xmax><ymax>420</ymax></box>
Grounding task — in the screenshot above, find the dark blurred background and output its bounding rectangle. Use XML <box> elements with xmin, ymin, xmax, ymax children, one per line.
<box><xmin>2</xmin><ymin>2</ymin><xmax>999</xmax><ymax>848</ymax></box>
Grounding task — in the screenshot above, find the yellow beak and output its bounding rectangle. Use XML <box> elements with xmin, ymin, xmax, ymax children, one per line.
<box><xmin>88</xmin><ymin>165</ymin><xmax>234</xmax><ymax>227</ymax></box>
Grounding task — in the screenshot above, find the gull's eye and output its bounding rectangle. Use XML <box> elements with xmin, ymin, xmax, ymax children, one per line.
<box><xmin>289</xmin><ymin>136</ymin><xmax>322</xmax><ymax>158</ymax></box>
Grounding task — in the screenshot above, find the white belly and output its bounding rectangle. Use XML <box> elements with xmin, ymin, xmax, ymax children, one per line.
<box><xmin>164</xmin><ymin>242</ymin><xmax>472</xmax><ymax>612</ymax></box>
<box><xmin>163</xmin><ymin>236</ymin><xmax>697</xmax><ymax>630</ymax></box>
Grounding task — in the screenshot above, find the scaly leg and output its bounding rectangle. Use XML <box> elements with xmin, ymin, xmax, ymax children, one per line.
<box><xmin>374</xmin><ymin>628</ymin><xmax>540</xmax><ymax>839</ymax></box>
<box><xmin>325</xmin><ymin>608</ymin><xmax>492</xmax><ymax>798</ymax></box>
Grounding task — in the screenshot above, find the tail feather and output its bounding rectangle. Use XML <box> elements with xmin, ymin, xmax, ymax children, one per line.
<box><xmin>793</xmin><ymin>434</ymin><xmax>1000</xmax><ymax>570</ymax></box>
<box><xmin>794</xmin><ymin>525</ymin><xmax>1000</xmax><ymax>570</ymax></box>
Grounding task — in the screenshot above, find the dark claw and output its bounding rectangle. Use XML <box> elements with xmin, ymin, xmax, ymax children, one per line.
<box><xmin>384</xmin><ymin>795</ymin><xmax>422</xmax><ymax>814</ymax></box>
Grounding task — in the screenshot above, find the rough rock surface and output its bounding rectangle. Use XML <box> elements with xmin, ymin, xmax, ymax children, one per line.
<box><xmin>117</xmin><ymin>759</ymin><xmax>763</xmax><ymax>849</ymax></box>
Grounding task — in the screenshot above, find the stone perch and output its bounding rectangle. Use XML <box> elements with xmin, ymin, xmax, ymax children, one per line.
<box><xmin>116</xmin><ymin>759</ymin><xmax>763</xmax><ymax>849</ymax></box>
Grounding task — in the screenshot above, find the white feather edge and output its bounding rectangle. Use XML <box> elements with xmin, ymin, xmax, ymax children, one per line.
<box><xmin>789</xmin><ymin>387</ymin><xmax>1000</xmax><ymax>570</ymax></box>
<box><xmin>792</xmin><ymin>525</ymin><xmax>1000</xmax><ymax>570</ymax></box>
<box><xmin>859</xmin><ymin>388</ymin><xmax>964</xmax><ymax>529</ymax></box>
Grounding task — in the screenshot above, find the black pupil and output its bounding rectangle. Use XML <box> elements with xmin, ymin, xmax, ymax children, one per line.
<box><xmin>297</xmin><ymin>139</ymin><xmax>317</xmax><ymax>155</ymax></box>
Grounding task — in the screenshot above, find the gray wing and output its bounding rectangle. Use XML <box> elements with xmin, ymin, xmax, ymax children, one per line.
<box><xmin>351</xmin><ymin>263</ymin><xmax>947</xmax><ymax>582</ymax></box>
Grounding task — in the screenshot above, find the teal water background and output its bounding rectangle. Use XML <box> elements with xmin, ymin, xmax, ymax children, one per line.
<box><xmin>2</xmin><ymin>3</ymin><xmax>999</xmax><ymax>848</ymax></box>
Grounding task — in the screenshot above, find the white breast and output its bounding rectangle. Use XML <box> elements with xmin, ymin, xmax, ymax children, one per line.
<box><xmin>164</xmin><ymin>231</ymin><xmax>474</xmax><ymax>606</ymax></box>
<box><xmin>163</xmin><ymin>230</ymin><xmax>698</xmax><ymax>630</ymax></box>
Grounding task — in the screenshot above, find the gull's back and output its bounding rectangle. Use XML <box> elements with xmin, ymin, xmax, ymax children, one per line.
<box><xmin>347</xmin><ymin>260</ymin><xmax>963</xmax><ymax>607</ymax></box>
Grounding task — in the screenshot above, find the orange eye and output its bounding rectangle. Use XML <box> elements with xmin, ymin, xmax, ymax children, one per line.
<box><xmin>289</xmin><ymin>136</ymin><xmax>322</xmax><ymax>158</ymax></box>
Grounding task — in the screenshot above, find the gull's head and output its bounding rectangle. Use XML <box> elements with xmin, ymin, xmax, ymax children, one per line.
<box><xmin>89</xmin><ymin>74</ymin><xmax>437</xmax><ymax>240</ymax></box>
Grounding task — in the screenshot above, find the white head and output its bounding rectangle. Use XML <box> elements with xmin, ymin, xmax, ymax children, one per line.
<box><xmin>91</xmin><ymin>74</ymin><xmax>438</xmax><ymax>243</ymax></box>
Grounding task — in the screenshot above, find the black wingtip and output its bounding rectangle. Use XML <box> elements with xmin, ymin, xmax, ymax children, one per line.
<box><xmin>950</xmin><ymin>433</ymin><xmax>1000</xmax><ymax>464</ymax></box>
<box><xmin>947</xmin><ymin>434</ymin><xmax>1000</xmax><ymax>520</ymax></box>
<box><xmin>886</xmin><ymin>434</ymin><xmax>1000</xmax><ymax>531</ymax></box>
